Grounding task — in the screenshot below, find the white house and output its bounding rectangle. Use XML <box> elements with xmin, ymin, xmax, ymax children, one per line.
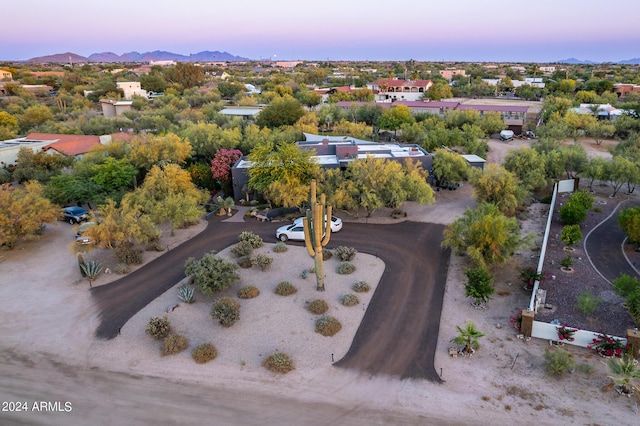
<box><xmin>368</xmin><ymin>79</ymin><xmax>433</xmax><ymax>102</ymax></box>
<box><xmin>116</xmin><ymin>82</ymin><xmax>147</xmax><ymax>100</ymax></box>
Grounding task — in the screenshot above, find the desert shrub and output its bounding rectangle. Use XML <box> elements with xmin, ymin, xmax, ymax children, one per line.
<box><xmin>560</xmin><ymin>224</ymin><xmax>583</xmax><ymax>248</ymax></box>
<box><xmin>300</xmin><ymin>269</ymin><xmax>308</xmax><ymax>279</ymax></box>
<box><xmin>274</xmin><ymin>281</ymin><xmax>297</xmax><ymax>296</ymax></box>
<box><xmin>352</xmin><ymin>281</ymin><xmax>371</xmax><ymax>293</ymax></box>
<box><xmin>334</xmin><ymin>246</ymin><xmax>358</xmax><ymax>262</ymax></box>
<box><xmin>263</xmin><ymin>352</ymin><xmax>294</xmax><ymax>374</ymax></box>
<box><xmin>236</xmin><ymin>255</ymin><xmax>253</xmax><ymax>268</ymax></box>
<box><xmin>570</xmin><ymin>191</ymin><xmax>594</xmax><ymax>210</ymax></box>
<box><xmin>238</xmin><ymin>285</ymin><xmax>260</xmax><ymax>299</ymax></box>
<box><xmin>307</xmin><ymin>299</ymin><xmax>329</xmax><ymax>315</ymax></box>
<box><xmin>191</xmin><ymin>342</ymin><xmax>217</xmax><ymax>364</ymax></box>
<box><xmin>592</xmin><ymin>205</ymin><xmax>602</xmax><ymax>213</ymax></box>
<box><xmin>178</xmin><ymin>285</ymin><xmax>195</xmax><ymax>303</ymax></box>
<box><xmin>211</xmin><ymin>297</ymin><xmax>240</xmax><ymax>327</ymax></box>
<box><xmin>145</xmin><ymin>241</ymin><xmax>165</xmax><ymax>252</ymax></box>
<box><xmin>322</xmin><ymin>248</ymin><xmax>333</xmax><ymax>260</ymax></box>
<box><xmin>162</xmin><ymin>334</ymin><xmax>188</xmax><ymax>356</ymax></box>
<box><xmin>315</xmin><ymin>316</ymin><xmax>342</xmax><ymax>336</ymax></box>
<box><xmin>115</xmin><ymin>242</ymin><xmax>143</xmax><ymax>265</ymax></box>
<box><xmin>543</xmin><ymin>348</ymin><xmax>575</xmax><ymax>377</ymax></box>
<box><xmin>560</xmin><ymin>201</ymin><xmax>587</xmax><ymax>225</ymax></box>
<box><xmin>576</xmin><ymin>291</ymin><xmax>602</xmax><ymax>315</ymax></box>
<box><xmin>185</xmin><ymin>252</ymin><xmax>239</xmax><ymax>295</ymax></box>
<box><xmin>309</xmin><ymin>267</ymin><xmax>315</xmax><ymax>274</ymax></box>
<box><xmin>560</xmin><ymin>254</ymin><xmax>574</xmax><ymax>269</ymax></box>
<box><xmin>145</xmin><ymin>316</ymin><xmax>171</xmax><ymax>340</ymax></box>
<box><xmin>340</xmin><ymin>294</ymin><xmax>359</xmax><ymax>307</ymax></box>
<box><xmin>114</xmin><ymin>263</ymin><xmax>130</xmax><ymax>274</ymax></box>
<box><xmin>251</xmin><ymin>254</ymin><xmax>273</xmax><ymax>271</ymax></box>
<box><xmin>231</xmin><ymin>240</ymin><xmax>254</xmax><ymax>258</ymax></box>
<box><xmin>273</xmin><ymin>242</ymin><xmax>288</xmax><ymax>253</ymax></box>
<box><xmin>337</xmin><ymin>262</ymin><xmax>356</xmax><ymax>275</ymax></box>
<box><xmin>238</xmin><ymin>231</ymin><xmax>263</xmax><ymax>248</ymax></box>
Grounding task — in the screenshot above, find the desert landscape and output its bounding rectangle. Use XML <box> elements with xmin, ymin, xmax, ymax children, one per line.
<box><xmin>1</xmin><ymin>138</ymin><xmax>639</xmax><ymax>425</ymax></box>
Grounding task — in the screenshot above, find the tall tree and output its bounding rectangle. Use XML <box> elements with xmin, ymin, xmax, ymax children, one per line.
<box><xmin>256</xmin><ymin>96</ymin><xmax>305</xmax><ymax>128</ymax></box>
<box><xmin>432</xmin><ymin>148</ymin><xmax>469</xmax><ymax>188</ymax></box>
<box><xmin>442</xmin><ymin>202</ymin><xmax>530</xmax><ymax>269</ymax></box>
<box><xmin>127</xmin><ymin>133</ymin><xmax>192</xmax><ymax>173</ymax></box>
<box><xmin>377</xmin><ymin>105</ymin><xmax>414</xmax><ymax>138</ymax></box>
<box><xmin>503</xmin><ymin>147</ymin><xmax>547</xmax><ymax>192</ymax></box>
<box><xmin>471</xmin><ymin>164</ymin><xmax>523</xmax><ymax>216</ymax></box>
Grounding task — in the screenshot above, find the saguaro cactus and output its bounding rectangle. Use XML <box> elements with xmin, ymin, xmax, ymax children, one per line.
<box><xmin>303</xmin><ymin>180</ymin><xmax>332</xmax><ymax>291</ymax></box>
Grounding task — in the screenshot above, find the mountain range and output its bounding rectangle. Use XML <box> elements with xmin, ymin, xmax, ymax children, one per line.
<box><xmin>26</xmin><ymin>50</ymin><xmax>250</xmax><ymax>63</ymax></box>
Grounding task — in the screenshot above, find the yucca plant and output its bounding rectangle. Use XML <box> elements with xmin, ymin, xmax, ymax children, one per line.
<box><xmin>80</xmin><ymin>260</ymin><xmax>103</xmax><ymax>287</ymax></box>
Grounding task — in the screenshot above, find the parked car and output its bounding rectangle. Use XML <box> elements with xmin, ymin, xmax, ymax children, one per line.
<box><xmin>62</xmin><ymin>206</ymin><xmax>89</xmax><ymax>224</ymax></box>
<box><xmin>293</xmin><ymin>216</ymin><xmax>343</xmax><ymax>233</ymax></box>
<box><xmin>276</xmin><ymin>224</ymin><xmax>305</xmax><ymax>242</ymax></box>
<box><xmin>75</xmin><ymin>222</ymin><xmax>96</xmax><ymax>245</ymax></box>
<box><xmin>499</xmin><ymin>130</ymin><xmax>514</xmax><ymax>141</ymax></box>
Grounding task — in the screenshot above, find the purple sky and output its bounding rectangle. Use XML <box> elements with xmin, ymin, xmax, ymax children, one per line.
<box><xmin>2</xmin><ymin>0</ymin><xmax>639</xmax><ymax>62</ymax></box>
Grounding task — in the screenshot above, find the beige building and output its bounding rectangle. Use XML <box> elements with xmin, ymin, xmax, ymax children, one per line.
<box><xmin>0</xmin><ymin>69</ymin><xmax>12</xmax><ymax>80</ymax></box>
<box><xmin>100</xmin><ymin>100</ymin><xmax>133</xmax><ymax>117</ymax></box>
<box><xmin>438</xmin><ymin>69</ymin><xmax>466</xmax><ymax>81</ymax></box>
<box><xmin>116</xmin><ymin>82</ymin><xmax>147</xmax><ymax>100</ymax></box>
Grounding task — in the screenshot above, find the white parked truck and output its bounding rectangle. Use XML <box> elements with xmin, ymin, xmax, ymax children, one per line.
<box><xmin>499</xmin><ymin>130</ymin><xmax>514</xmax><ymax>141</ymax></box>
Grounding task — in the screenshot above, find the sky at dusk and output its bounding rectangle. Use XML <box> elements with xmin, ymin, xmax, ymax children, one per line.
<box><xmin>2</xmin><ymin>0</ymin><xmax>639</xmax><ymax>62</ymax></box>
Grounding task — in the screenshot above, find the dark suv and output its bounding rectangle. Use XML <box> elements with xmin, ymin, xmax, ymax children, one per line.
<box><xmin>62</xmin><ymin>206</ymin><xmax>89</xmax><ymax>224</ymax></box>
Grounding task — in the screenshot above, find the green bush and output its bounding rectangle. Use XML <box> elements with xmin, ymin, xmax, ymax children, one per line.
<box><xmin>273</xmin><ymin>242</ymin><xmax>288</xmax><ymax>253</ymax></box>
<box><xmin>162</xmin><ymin>334</ymin><xmax>188</xmax><ymax>356</ymax></box>
<box><xmin>543</xmin><ymin>348</ymin><xmax>575</xmax><ymax>377</ymax></box>
<box><xmin>145</xmin><ymin>241</ymin><xmax>165</xmax><ymax>252</ymax></box>
<box><xmin>238</xmin><ymin>231</ymin><xmax>264</xmax><ymax>248</ymax></box>
<box><xmin>307</xmin><ymin>299</ymin><xmax>329</xmax><ymax>315</ymax></box>
<box><xmin>352</xmin><ymin>281</ymin><xmax>371</xmax><ymax>293</ymax></box>
<box><xmin>231</xmin><ymin>240</ymin><xmax>254</xmax><ymax>258</ymax></box>
<box><xmin>263</xmin><ymin>352</ymin><xmax>294</xmax><ymax>374</ymax></box>
<box><xmin>337</xmin><ymin>262</ymin><xmax>356</xmax><ymax>275</ymax></box>
<box><xmin>192</xmin><ymin>342</ymin><xmax>217</xmax><ymax>364</ymax></box>
<box><xmin>274</xmin><ymin>281</ymin><xmax>297</xmax><ymax>296</ymax></box>
<box><xmin>211</xmin><ymin>297</ymin><xmax>240</xmax><ymax>327</ymax></box>
<box><xmin>115</xmin><ymin>241</ymin><xmax>143</xmax><ymax>265</ymax></box>
<box><xmin>334</xmin><ymin>246</ymin><xmax>358</xmax><ymax>262</ymax></box>
<box><xmin>340</xmin><ymin>294</ymin><xmax>359</xmax><ymax>307</ymax></box>
<box><xmin>145</xmin><ymin>316</ymin><xmax>171</xmax><ymax>340</ymax></box>
<box><xmin>185</xmin><ymin>252</ymin><xmax>240</xmax><ymax>295</ymax></box>
<box><xmin>178</xmin><ymin>285</ymin><xmax>195</xmax><ymax>303</ymax></box>
<box><xmin>315</xmin><ymin>316</ymin><xmax>342</xmax><ymax>336</ymax></box>
<box><xmin>322</xmin><ymin>248</ymin><xmax>332</xmax><ymax>261</ymax></box>
<box><xmin>251</xmin><ymin>254</ymin><xmax>273</xmax><ymax>271</ymax></box>
<box><xmin>576</xmin><ymin>290</ymin><xmax>602</xmax><ymax>316</ymax></box>
<box><xmin>238</xmin><ymin>285</ymin><xmax>260</xmax><ymax>299</ymax></box>
<box><xmin>560</xmin><ymin>201</ymin><xmax>586</xmax><ymax>225</ymax></box>
<box><xmin>570</xmin><ymin>191</ymin><xmax>594</xmax><ymax>210</ymax></box>
<box><xmin>560</xmin><ymin>254</ymin><xmax>573</xmax><ymax>269</ymax></box>
<box><xmin>560</xmin><ymin>224</ymin><xmax>583</xmax><ymax>248</ymax></box>
<box><xmin>236</xmin><ymin>255</ymin><xmax>253</xmax><ymax>268</ymax></box>
<box><xmin>592</xmin><ymin>206</ymin><xmax>602</xmax><ymax>213</ymax></box>
<box><xmin>114</xmin><ymin>263</ymin><xmax>130</xmax><ymax>274</ymax></box>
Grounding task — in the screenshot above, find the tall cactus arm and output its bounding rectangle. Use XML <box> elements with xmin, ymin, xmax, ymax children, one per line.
<box><xmin>321</xmin><ymin>205</ymin><xmax>332</xmax><ymax>245</ymax></box>
<box><xmin>303</xmin><ymin>217</ymin><xmax>315</xmax><ymax>257</ymax></box>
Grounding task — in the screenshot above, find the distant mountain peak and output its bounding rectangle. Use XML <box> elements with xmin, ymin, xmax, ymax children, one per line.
<box><xmin>27</xmin><ymin>50</ymin><xmax>249</xmax><ymax>63</ymax></box>
<box><xmin>556</xmin><ymin>57</ymin><xmax>597</xmax><ymax>64</ymax></box>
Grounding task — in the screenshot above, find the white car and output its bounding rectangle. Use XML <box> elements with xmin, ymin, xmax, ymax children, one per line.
<box><xmin>276</xmin><ymin>224</ymin><xmax>306</xmax><ymax>242</ymax></box>
<box><xmin>293</xmin><ymin>216</ymin><xmax>343</xmax><ymax>233</ymax></box>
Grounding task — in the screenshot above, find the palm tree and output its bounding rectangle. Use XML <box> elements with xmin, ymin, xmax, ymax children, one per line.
<box><xmin>451</xmin><ymin>321</ymin><xmax>485</xmax><ymax>354</ymax></box>
<box><xmin>607</xmin><ymin>355</ymin><xmax>640</xmax><ymax>395</ymax></box>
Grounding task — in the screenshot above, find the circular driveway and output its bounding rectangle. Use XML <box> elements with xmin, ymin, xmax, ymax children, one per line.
<box><xmin>92</xmin><ymin>215</ymin><xmax>449</xmax><ymax>382</ymax></box>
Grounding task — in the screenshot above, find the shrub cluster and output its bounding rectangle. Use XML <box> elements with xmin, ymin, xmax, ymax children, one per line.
<box><xmin>263</xmin><ymin>352</ymin><xmax>294</xmax><ymax>374</ymax></box>
<box><xmin>211</xmin><ymin>297</ymin><xmax>240</xmax><ymax>327</ymax></box>
<box><xmin>322</xmin><ymin>248</ymin><xmax>332</xmax><ymax>261</ymax></box>
<box><xmin>352</xmin><ymin>281</ymin><xmax>371</xmax><ymax>293</ymax></box>
<box><xmin>114</xmin><ymin>263</ymin><xmax>130</xmax><ymax>274</ymax></box>
<box><xmin>334</xmin><ymin>246</ymin><xmax>358</xmax><ymax>262</ymax></box>
<box><xmin>231</xmin><ymin>240</ymin><xmax>254</xmax><ymax>258</ymax></box>
<box><xmin>145</xmin><ymin>316</ymin><xmax>171</xmax><ymax>340</ymax></box>
<box><xmin>307</xmin><ymin>299</ymin><xmax>329</xmax><ymax>315</ymax></box>
<box><xmin>238</xmin><ymin>231</ymin><xmax>264</xmax><ymax>248</ymax></box>
<box><xmin>238</xmin><ymin>285</ymin><xmax>260</xmax><ymax>299</ymax></box>
<box><xmin>192</xmin><ymin>342</ymin><xmax>217</xmax><ymax>364</ymax></box>
<box><xmin>560</xmin><ymin>191</ymin><xmax>593</xmax><ymax>225</ymax></box>
<box><xmin>236</xmin><ymin>255</ymin><xmax>253</xmax><ymax>268</ymax></box>
<box><xmin>115</xmin><ymin>242</ymin><xmax>143</xmax><ymax>265</ymax></box>
<box><xmin>272</xmin><ymin>242</ymin><xmax>288</xmax><ymax>253</ymax></box>
<box><xmin>340</xmin><ymin>294</ymin><xmax>359</xmax><ymax>307</ymax></box>
<box><xmin>145</xmin><ymin>241</ymin><xmax>165</xmax><ymax>252</ymax></box>
<box><xmin>274</xmin><ymin>281</ymin><xmax>297</xmax><ymax>296</ymax></box>
<box><xmin>162</xmin><ymin>334</ymin><xmax>188</xmax><ymax>356</ymax></box>
<box><xmin>543</xmin><ymin>348</ymin><xmax>575</xmax><ymax>377</ymax></box>
<box><xmin>251</xmin><ymin>254</ymin><xmax>273</xmax><ymax>271</ymax></box>
<box><xmin>315</xmin><ymin>316</ymin><xmax>342</xmax><ymax>336</ymax></box>
<box><xmin>337</xmin><ymin>262</ymin><xmax>356</xmax><ymax>275</ymax></box>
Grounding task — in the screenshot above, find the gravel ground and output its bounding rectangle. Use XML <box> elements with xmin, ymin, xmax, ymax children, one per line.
<box><xmin>535</xmin><ymin>188</ymin><xmax>636</xmax><ymax>337</ymax></box>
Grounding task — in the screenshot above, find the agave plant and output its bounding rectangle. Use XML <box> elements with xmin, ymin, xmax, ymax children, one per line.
<box><xmin>80</xmin><ymin>260</ymin><xmax>103</xmax><ymax>287</ymax></box>
<box><xmin>177</xmin><ymin>285</ymin><xmax>195</xmax><ymax>303</ymax></box>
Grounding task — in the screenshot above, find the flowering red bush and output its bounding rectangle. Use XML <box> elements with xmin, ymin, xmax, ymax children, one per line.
<box><xmin>211</xmin><ymin>149</ymin><xmax>243</xmax><ymax>183</ymax></box>
<box><xmin>587</xmin><ymin>331</ymin><xmax>628</xmax><ymax>357</ymax></box>
<box><xmin>556</xmin><ymin>324</ymin><xmax>578</xmax><ymax>342</ymax></box>
<box><xmin>519</xmin><ymin>266</ymin><xmax>549</xmax><ymax>289</ymax></box>
<box><xmin>509</xmin><ymin>309</ymin><xmax>522</xmax><ymax>331</ymax></box>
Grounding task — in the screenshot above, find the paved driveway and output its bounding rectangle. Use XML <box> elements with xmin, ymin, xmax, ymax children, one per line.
<box><xmin>92</xmin><ymin>215</ymin><xmax>449</xmax><ymax>381</ymax></box>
